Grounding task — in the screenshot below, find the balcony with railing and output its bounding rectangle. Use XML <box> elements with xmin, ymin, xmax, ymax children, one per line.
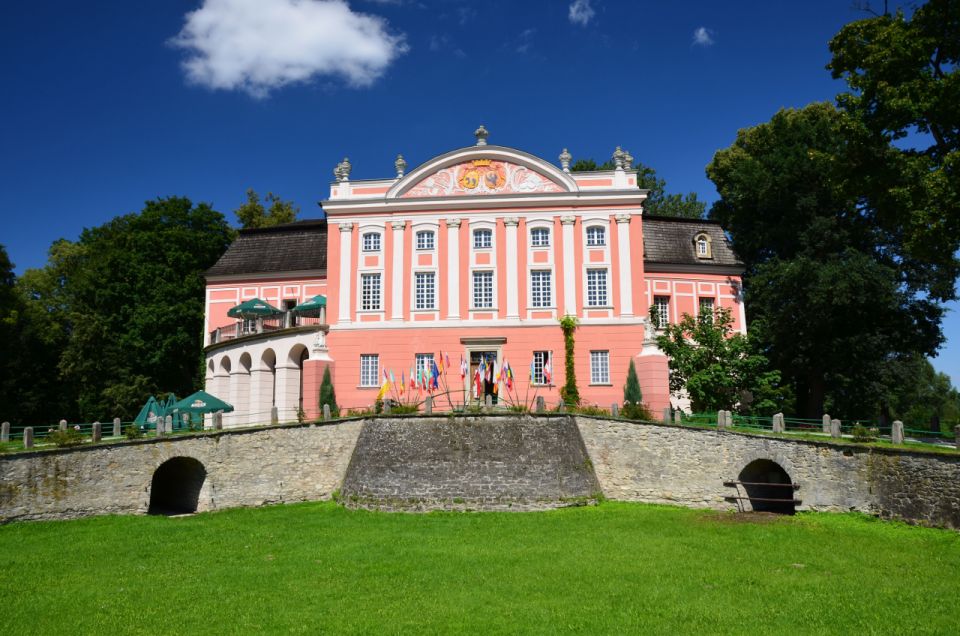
<box><xmin>208</xmin><ymin>312</ymin><xmax>327</xmax><ymax>346</ymax></box>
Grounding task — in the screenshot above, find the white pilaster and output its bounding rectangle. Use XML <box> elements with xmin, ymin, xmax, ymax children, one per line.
<box><xmin>249</xmin><ymin>368</ymin><xmax>275</xmax><ymax>425</ymax></box>
<box><xmin>504</xmin><ymin>217</ymin><xmax>520</xmax><ymax>320</ymax></box>
<box><xmin>615</xmin><ymin>213</ymin><xmax>634</xmax><ymax>317</ymax></box>
<box><xmin>561</xmin><ymin>216</ymin><xmax>576</xmax><ymax>316</ymax></box>
<box><xmin>446</xmin><ymin>218</ymin><xmax>461</xmax><ymax>319</ymax></box>
<box><xmin>228</xmin><ymin>370</ymin><xmax>249</xmax><ymax>428</ymax></box>
<box><xmin>391</xmin><ymin>220</ymin><xmax>405</xmax><ymax>321</ymax></box>
<box><xmin>274</xmin><ymin>363</ymin><xmax>300</xmax><ymax>423</ymax></box>
<box><xmin>337</xmin><ymin>222</ymin><xmax>354</xmax><ymax>324</ymax></box>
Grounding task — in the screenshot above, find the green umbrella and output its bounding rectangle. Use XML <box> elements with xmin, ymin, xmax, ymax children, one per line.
<box><xmin>227</xmin><ymin>298</ymin><xmax>282</xmax><ymax>319</ymax></box>
<box><xmin>291</xmin><ymin>294</ymin><xmax>327</xmax><ymax>314</ymax></box>
<box><xmin>134</xmin><ymin>395</ymin><xmax>162</xmax><ymax>429</ymax></box>
<box><xmin>171</xmin><ymin>390</ymin><xmax>234</xmax><ymax>415</ymax></box>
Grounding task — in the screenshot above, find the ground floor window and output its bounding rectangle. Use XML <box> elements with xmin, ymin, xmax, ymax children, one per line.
<box><xmin>532</xmin><ymin>350</ymin><xmax>552</xmax><ymax>385</ymax></box>
<box><xmin>414</xmin><ymin>353</ymin><xmax>434</xmax><ymax>380</ymax></box>
<box><xmin>590</xmin><ymin>350</ymin><xmax>609</xmax><ymax>384</ymax></box>
<box><xmin>360</xmin><ymin>354</ymin><xmax>379</xmax><ymax>387</ymax></box>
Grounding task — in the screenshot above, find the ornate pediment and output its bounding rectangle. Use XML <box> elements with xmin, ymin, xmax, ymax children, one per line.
<box><xmin>401</xmin><ymin>159</ymin><xmax>566</xmax><ymax>198</ymax></box>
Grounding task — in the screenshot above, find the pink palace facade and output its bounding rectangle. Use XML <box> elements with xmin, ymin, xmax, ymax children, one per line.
<box><xmin>203</xmin><ymin>129</ymin><xmax>745</xmax><ymax>425</ymax></box>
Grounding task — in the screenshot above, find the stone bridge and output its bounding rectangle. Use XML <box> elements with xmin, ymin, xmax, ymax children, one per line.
<box><xmin>1</xmin><ymin>415</ymin><xmax>958</xmax><ymax>528</ymax></box>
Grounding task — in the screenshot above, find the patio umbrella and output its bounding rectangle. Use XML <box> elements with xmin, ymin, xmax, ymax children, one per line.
<box><xmin>290</xmin><ymin>294</ymin><xmax>326</xmax><ymax>315</ymax></box>
<box><xmin>134</xmin><ymin>396</ymin><xmax>162</xmax><ymax>430</ymax></box>
<box><xmin>171</xmin><ymin>390</ymin><xmax>234</xmax><ymax>415</ymax></box>
<box><xmin>227</xmin><ymin>298</ymin><xmax>282</xmax><ymax>319</ymax></box>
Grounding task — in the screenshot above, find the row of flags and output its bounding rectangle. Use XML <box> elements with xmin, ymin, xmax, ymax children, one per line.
<box><xmin>375</xmin><ymin>351</ymin><xmax>552</xmax><ymax>400</ymax></box>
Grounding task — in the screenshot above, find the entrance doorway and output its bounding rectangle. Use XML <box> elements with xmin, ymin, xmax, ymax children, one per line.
<box><xmin>469</xmin><ymin>350</ymin><xmax>499</xmax><ymax>404</ymax></box>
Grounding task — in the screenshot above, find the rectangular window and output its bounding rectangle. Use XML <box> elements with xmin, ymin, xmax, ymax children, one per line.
<box><xmin>590</xmin><ymin>351</ymin><xmax>610</xmax><ymax>384</ymax></box>
<box><xmin>362</xmin><ymin>232</ymin><xmax>381</xmax><ymax>252</ymax></box>
<box><xmin>360</xmin><ymin>273</ymin><xmax>381</xmax><ymax>311</ymax></box>
<box><xmin>586</xmin><ymin>226</ymin><xmax>606</xmax><ymax>246</ymax></box>
<box><xmin>414</xmin><ymin>272</ymin><xmax>435</xmax><ymax>310</ymax></box>
<box><xmin>416</xmin><ymin>230</ymin><xmax>435</xmax><ymax>250</ymax></box>
<box><xmin>360</xmin><ymin>354</ymin><xmax>379</xmax><ymax>387</ymax></box>
<box><xmin>699</xmin><ymin>297</ymin><xmax>715</xmax><ymax>319</ymax></box>
<box><xmin>530</xmin><ymin>270</ymin><xmax>552</xmax><ymax>308</ymax></box>
<box><xmin>654</xmin><ymin>295</ymin><xmax>670</xmax><ymax>327</ymax></box>
<box><xmin>415</xmin><ymin>353</ymin><xmax>433</xmax><ymax>379</ymax></box>
<box><xmin>473</xmin><ymin>229</ymin><xmax>492</xmax><ymax>249</ymax></box>
<box><xmin>586</xmin><ymin>269</ymin><xmax>607</xmax><ymax>307</ymax></box>
<box><xmin>532</xmin><ymin>350</ymin><xmax>551</xmax><ymax>385</ymax></box>
<box><xmin>473</xmin><ymin>271</ymin><xmax>494</xmax><ymax>308</ymax></box>
<box><xmin>530</xmin><ymin>227</ymin><xmax>550</xmax><ymax>247</ymax></box>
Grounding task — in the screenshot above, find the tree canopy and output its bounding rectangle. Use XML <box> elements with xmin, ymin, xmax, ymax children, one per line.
<box><xmin>234</xmin><ymin>188</ymin><xmax>299</xmax><ymax>229</ymax></box>
<box><xmin>571</xmin><ymin>158</ymin><xmax>705</xmax><ymax>218</ymax></box>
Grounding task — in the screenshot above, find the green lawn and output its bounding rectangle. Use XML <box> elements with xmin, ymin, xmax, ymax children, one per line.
<box><xmin>1</xmin><ymin>503</ymin><xmax>958</xmax><ymax>634</ymax></box>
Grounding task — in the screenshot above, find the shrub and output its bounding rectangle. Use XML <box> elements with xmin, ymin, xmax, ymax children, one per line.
<box><xmin>319</xmin><ymin>367</ymin><xmax>339</xmax><ymax>418</ymax></box>
<box><xmin>47</xmin><ymin>427</ymin><xmax>85</xmax><ymax>447</ymax></box>
<box><xmin>575</xmin><ymin>405</ymin><xmax>610</xmax><ymax>417</ymax></box>
<box><xmin>125</xmin><ymin>423</ymin><xmax>144</xmax><ymax>440</ymax></box>
<box><xmin>852</xmin><ymin>422</ymin><xmax>878</xmax><ymax>442</ymax></box>
<box><xmin>621</xmin><ymin>402</ymin><xmax>654</xmax><ymax>421</ymax></box>
<box><xmin>390</xmin><ymin>403</ymin><xmax>419</xmax><ymax>415</ymax></box>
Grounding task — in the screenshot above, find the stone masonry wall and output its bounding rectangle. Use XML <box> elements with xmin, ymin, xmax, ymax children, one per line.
<box><xmin>339</xmin><ymin>415</ymin><xmax>601</xmax><ymax>511</ymax></box>
<box><xmin>575</xmin><ymin>417</ymin><xmax>960</xmax><ymax>528</ymax></box>
<box><xmin>0</xmin><ymin>421</ymin><xmax>362</xmax><ymax>523</ymax></box>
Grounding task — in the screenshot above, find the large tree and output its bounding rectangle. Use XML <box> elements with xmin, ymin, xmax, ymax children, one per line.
<box><xmin>571</xmin><ymin>159</ymin><xmax>704</xmax><ymax>218</ymax></box>
<box><xmin>234</xmin><ymin>188</ymin><xmax>299</xmax><ymax>229</ymax></box>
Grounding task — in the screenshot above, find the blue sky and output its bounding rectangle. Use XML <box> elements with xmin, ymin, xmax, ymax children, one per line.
<box><xmin>1</xmin><ymin>0</ymin><xmax>957</xmax><ymax>381</ymax></box>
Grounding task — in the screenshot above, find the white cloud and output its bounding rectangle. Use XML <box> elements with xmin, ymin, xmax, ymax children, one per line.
<box><xmin>692</xmin><ymin>26</ymin><xmax>715</xmax><ymax>47</ymax></box>
<box><xmin>568</xmin><ymin>0</ymin><xmax>595</xmax><ymax>26</ymax></box>
<box><xmin>170</xmin><ymin>0</ymin><xmax>408</xmax><ymax>98</ymax></box>
<box><xmin>516</xmin><ymin>28</ymin><xmax>536</xmax><ymax>54</ymax></box>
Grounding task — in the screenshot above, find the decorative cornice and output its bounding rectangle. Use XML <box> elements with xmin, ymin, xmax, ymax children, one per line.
<box><xmin>391</xmin><ymin>220</ymin><xmax>406</xmax><ymax>230</ymax></box>
<box><xmin>338</xmin><ymin>222</ymin><xmax>355</xmax><ymax>232</ymax></box>
<box><xmin>502</xmin><ymin>217</ymin><xmax>520</xmax><ymax>227</ymax></box>
<box><xmin>560</xmin><ymin>216</ymin><xmax>577</xmax><ymax>225</ymax></box>
<box><xmin>445</xmin><ymin>218</ymin><xmax>462</xmax><ymax>228</ymax></box>
<box><xmin>614</xmin><ymin>213</ymin><xmax>632</xmax><ymax>224</ymax></box>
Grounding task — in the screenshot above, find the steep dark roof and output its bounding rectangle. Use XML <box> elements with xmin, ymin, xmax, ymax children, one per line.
<box><xmin>641</xmin><ymin>216</ymin><xmax>742</xmax><ymax>269</ymax></box>
<box><xmin>206</xmin><ymin>219</ymin><xmax>328</xmax><ymax>278</ymax></box>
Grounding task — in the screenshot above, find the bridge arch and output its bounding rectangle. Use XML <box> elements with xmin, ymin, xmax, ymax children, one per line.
<box><xmin>737</xmin><ymin>459</ymin><xmax>796</xmax><ymax>515</ymax></box>
<box><xmin>148</xmin><ymin>456</ymin><xmax>207</xmax><ymax>515</ymax></box>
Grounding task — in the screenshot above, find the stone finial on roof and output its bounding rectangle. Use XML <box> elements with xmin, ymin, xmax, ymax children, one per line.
<box><xmin>612</xmin><ymin>146</ymin><xmax>625</xmax><ymax>170</ymax></box>
<box><xmin>474</xmin><ymin>124</ymin><xmax>489</xmax><ymax>146</ymax></box>
<box><xmin>623</xmin><ymin>149</ymin><xmax>634</xmax><ymax>171</ymax></box>
<box><xmin>394</xmin><ymin>154</ymin><xmax>407</xmax><ymax>179</ymax></box>
<box><xmin>338</xmin><ymin>157</ymin><xmax>351</xmax><ymax>181</ymax></box>
<box><xmin>559</xmin><ymin>148</ymin><xmax>572</xmax><ymax>173</ymax></box>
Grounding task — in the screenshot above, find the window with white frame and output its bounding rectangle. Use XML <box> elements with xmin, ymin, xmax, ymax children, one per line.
<box><xmin>586</xmin><ymin>226</ymin><xmax>606</xmax><ymax>246</ymax></box>
<box><xmin>586</xmin><ymin>269</ymin><xmax>608</xmax><ymax>306</ymax></box>
<box><xmin>415</xmin><ymin>353</ymin><xmax>433</xmax><ymax>379</ymax></box>
<box><xmin>532</xmin><ymin>350</ymin><xmax>551</xmax><ymax>385</ymax></box>
<box><xmin>530</xmin><ymin>270</ymin><xmax>552</xmax><ymax>308</ymax></box>
<box><xmin>414</xmin><ymin>272</ymin><xmax>436</xmax><ymax>310</ymax></box>
<box><xmin>362</xmin><ymin>232</ymin><xmax>381</xmax><ymax>252</ymax></box>
<box><xmin>473</xmin><ymin>271</ymin><xmax>494</xmax><ymax>308</ymax></box>
<box><xmin>360</xmin><ymin>354</ymin><xmax>379</xmax><ymax>387</ymax></box>
<box><xmin>416</xmin><ymin>230</ymin><xmax>435</xmax><ymax>250</ymax></box>
<box><xmin>590</xmin><ymin>350</ymin><xmax>610</xmax><ymax>384</ymax></box>
<box><xmin>695</xmin><ymin>233</ymin><xmax>712</xmax><ymax>258</ymax></box>
<box><xmin>530</xmin><ymin>227</ymin><xmax>550</xmax><ymax>247</ymax></box>
<box><xmin>473</xmin><ymin>228</ymin><xmax>492</xmax><ymax>249</ymax></box>
<box><xmin>360</xmin><ymin>273</ymin><xmax>381</xmax><ymax>310</ymax></box>
<box><xmin>699</xmin><ymin>297</ymin><xmax>715</xmax><ymax>320</ymax></box>
<box><xmin>654</xmin><ymin>295</ymin><xmax>670</xmax><ymax>327</ymax></box>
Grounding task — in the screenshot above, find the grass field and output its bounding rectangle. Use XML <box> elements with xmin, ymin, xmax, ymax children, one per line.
<box><xmin>1</xmin><ymin>502</ymin><xmax>958</xmax><ymax>634</ymax></box>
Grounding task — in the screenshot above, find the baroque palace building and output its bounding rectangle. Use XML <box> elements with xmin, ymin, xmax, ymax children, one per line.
<box><xmin>203</xmin><ymin>128</ymin><xmax>744</xmax><ymax>425</ymax></box>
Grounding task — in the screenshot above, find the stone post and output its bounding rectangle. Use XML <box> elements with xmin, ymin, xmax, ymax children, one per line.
<box><xmin>892</xmin><ymin>420</ymin><xmax>904</xmax><ymax>444</ymax></box>
<box><xmin>213</xmin><ymin>412</ymin><xmax>223</xmax><ymax>430</ymax></box>
<box><xmin>611</xmin><ymin>404</ymin><xmax>619</xmax><ymax>418</ymax></box>
<box><xmin>271</xmin><ymin>406</ymin><xmax>279</xmax><ymax>425</ymax></box>
<box><xmin>59</xmin><ymin>419</ymin><xmax>67</xmax><ymax>432</ymax></box>
<box><xmin>24</xmin><ymin>426</ymin><xmax>33</xmax><ymax>449</ymax></box>
<box><xmin>536</xmin><ymin>396</ymin><xmax>545</xmax><ymax>413</ymax></box>
<box><xmin>674</xmin><ymin>409</ymin><xmax>682</xmax><ymax>425</ymax></box>
<box><xmin>1</xmin><ymin>421</ymin><xmax>9</xmax><ymax>443</ymax></box>
<box><xmin>484</xmin><ymin>395</ymin><xmax>493</xmax><ymax>411</ymax></box>
<box><xmin>822</xmin><ymin>414</ymin><xmax>831</xmax><ymax>433</ymax></box>
<box><xmin>830</xmin><ymin>418</ymin><xmax>841</xmax><ymax>438</ymax></box>
<box><xmin>382</xmin><ymin>401</ymin><xmax>391</xmax><ymax>415</ymax></box>
<box><xmin>92</xmin><ymin>422</ymin><xmax>101</xmax><ymax>442</ymax></box>
<box><xmin>772</xmin><ymin>413</ymin><xmax>784</xmax><ymax>434</ymax></box>
<box><xmin>323</xmin><ymin>404</ymin><xmax>331</xmax><ymax>421</ymax></box>
<box><xmin>425</xmin><ymin>395</ymin><xmax>433</xmax><ymax>415</ymax></box>
<box><xmin>165</xmin><ymin>415</ymin><xmax>173</xmax><ymax>434</ymax></box>
<box><xmin>558</xmin><ymin>402</ymin><xmax>566</xmax><ymax>413</ymax></box>
<box><xmin>113</xmin><ymin>417</ymin><xmax>121</xmax><ymax>437</ymax></box>
<box><xmin>725</xmin><ymin>411</ymin><xmax>733</xmax><ymax>428</ymax></box>
<box><xmin>663</xmin><ymin>407</ymin><xmax>672</xmax><ymax>424</ymax></box>
<box><xmin>716</xmin><ymin>410</ymin><xmax>725</xmax><ymax>429</ymax></box>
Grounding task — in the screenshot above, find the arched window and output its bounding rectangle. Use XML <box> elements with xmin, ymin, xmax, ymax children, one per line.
<box><xmin>362</xmin><ymin>232</ymin><xmax>381</xmax><ymax>252</ymax></box>
<box><xmin>530</xmin><ymin>227</ymin><xmax>550</xmax><ymax>247</ymax></box>
<box><xmin>473</xmin><ymin>228</ymin><xmax>492</xmax><ymax>249</ymax></box>
<box><xmin>416</xmin><ymin>230</ymin><xmax>435</xmax><ymax>250</ymax></box>
<box><xmin>586</xmin><ymin>226</ymin><xmax>606</xmax><ymax>246</ymax></box>
<box><xmin>694</xmin><ymin>233</ymin><xmax>712</xmax><ymax>259</ymax></box>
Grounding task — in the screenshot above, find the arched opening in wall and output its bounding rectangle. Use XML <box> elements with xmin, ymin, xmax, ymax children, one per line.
<box><xmin>289</xmin><ymin>344</ymin><xmax>308</xmax><ymax>414</ymax></box>
<box><xmin>737</xmin><ymin>459</ymin><xmax>796</xmax><ymax>515</ymax></box>
<box><xmin>261</xmin><ymin>349</ymin><xmax>277</xmax><ymax>407</ymax></box>
<box><xmin>148</xmin><ymin>457</ymin><xmax>207</xmax><ymax>515</ymax></box>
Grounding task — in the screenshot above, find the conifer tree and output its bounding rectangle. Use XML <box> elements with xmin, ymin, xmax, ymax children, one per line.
<box><xmin>623</xmin><ymin>359</ymin><xmax>642</xmax><ymax>404</ymax></box>
<box><xmin>318</xmin><ymin>367</ymin><xmax>339</xmax><ymax>418</ymax></box>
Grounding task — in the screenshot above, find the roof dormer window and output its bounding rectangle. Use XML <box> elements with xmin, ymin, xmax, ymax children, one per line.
<box><xmin>694</xmin><ymin>233</ymin><xmax>712</xmax><ymax>259</ymax></box>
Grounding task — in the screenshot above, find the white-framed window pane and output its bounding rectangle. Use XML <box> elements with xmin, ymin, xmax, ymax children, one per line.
<box><xmin>699</xmin><ymin>297</ymin><xmax>715</xmax><ymax>320</ymax></box>
<box><xmin>473</xmin><ymin>229</ymin><xmax>492</xmax><ymax>249</ymax></box>
<box><xmin>586</xmin><ymin>226</ymin><xmax>605</xmax><ymax>246</ymax></box>
<box><xmin>530</xmin><ymin>227</ymin><xmax>550</xmax><ymax>247</ymax></box>
<box><xmin>590</xmin><ymin>351</ymin><xmax>609</xmax><ymax>384</ymax></box>
<box><xmin>362</xmin><ymin>232</ymin><xmax>380</xmax><ymax>251</ymax></box>
<box><xmin>586</xmin><ymin>269</ymin><xmax>607</xmax><ymax>306</ymax></box>
<box><xmin>530</xmin><ymin>270</ymin><xmax>552</xmax><ymax>308</ymax></box>
<box><xmin>360</xmin><ymin>354</ymin><xmax>379</xmax><ymax>387</ymax></box>
<box><xmin>654</xmin><ymin>295</ymin><xmax>670</xmax><ymax>327</ymax></box>
<box><xmin>415</xmin><ymin>272</ymin><xmax>435</xmax><ymax>310</ymax></box>
<box><xmin>697</xmin><ymin>239</ymin><xmax>708</xmax><ymax>256</ymax></box>
<box><xmin>361</xmin><ymin>273</ymin><xmax>381</xmax><ymax>310</ymax></box>
<box><xmin>532</xmin><ymin>350</ymin><xmax>550</xmax><ymax>385</ymax></box>
<box><xmin>416</xmin><ymin>230</ymin><xmax>435</xmax><ymax>250</ymax></box>
<box><xmin>473</xmin><ymin>271</ymin><xmax>493</xmax><ymax>308</ymax></box>
<box><xmin>415</xmin><ymin>353</ymin><xmax>433</xmax><ymax>378</ymax></box>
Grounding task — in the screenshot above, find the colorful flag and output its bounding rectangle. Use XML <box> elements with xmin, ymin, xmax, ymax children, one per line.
<box><xmin>444</xmin><ymin>352</ymin><xmax>451</xmax><ymax>371</ymax></box>
<box><xmin>460</xmin><ymin>355</ymin><xmax>467</xmax><ymax>379</ymax></box>
<box><xmin>430</xmin><ymin>359</ymin><xmax>440</xmax><ymax>390</ymax></box>
<box><xmin>399</xmin><ymin>371</ymin><xmax>405</xmax><ymax>395</ymax></box>
<box><xmin>376</xmin><ymin>369</ymin><xmax>391</xmax><ymax>401</ymax></box>
<box><xmin>437</xmin><ymin>352</ymin><xmax>445</xmax><ymax>375</ymax></box>
<box><xmin>543</xmin><ymin>355</ymin><xmax>553</xmax><ymax>385</ymax></box>
<box><xmin>474</xmin><ymin>363</ymin><xmax>482</xmax><ymax>397</ymax></box>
